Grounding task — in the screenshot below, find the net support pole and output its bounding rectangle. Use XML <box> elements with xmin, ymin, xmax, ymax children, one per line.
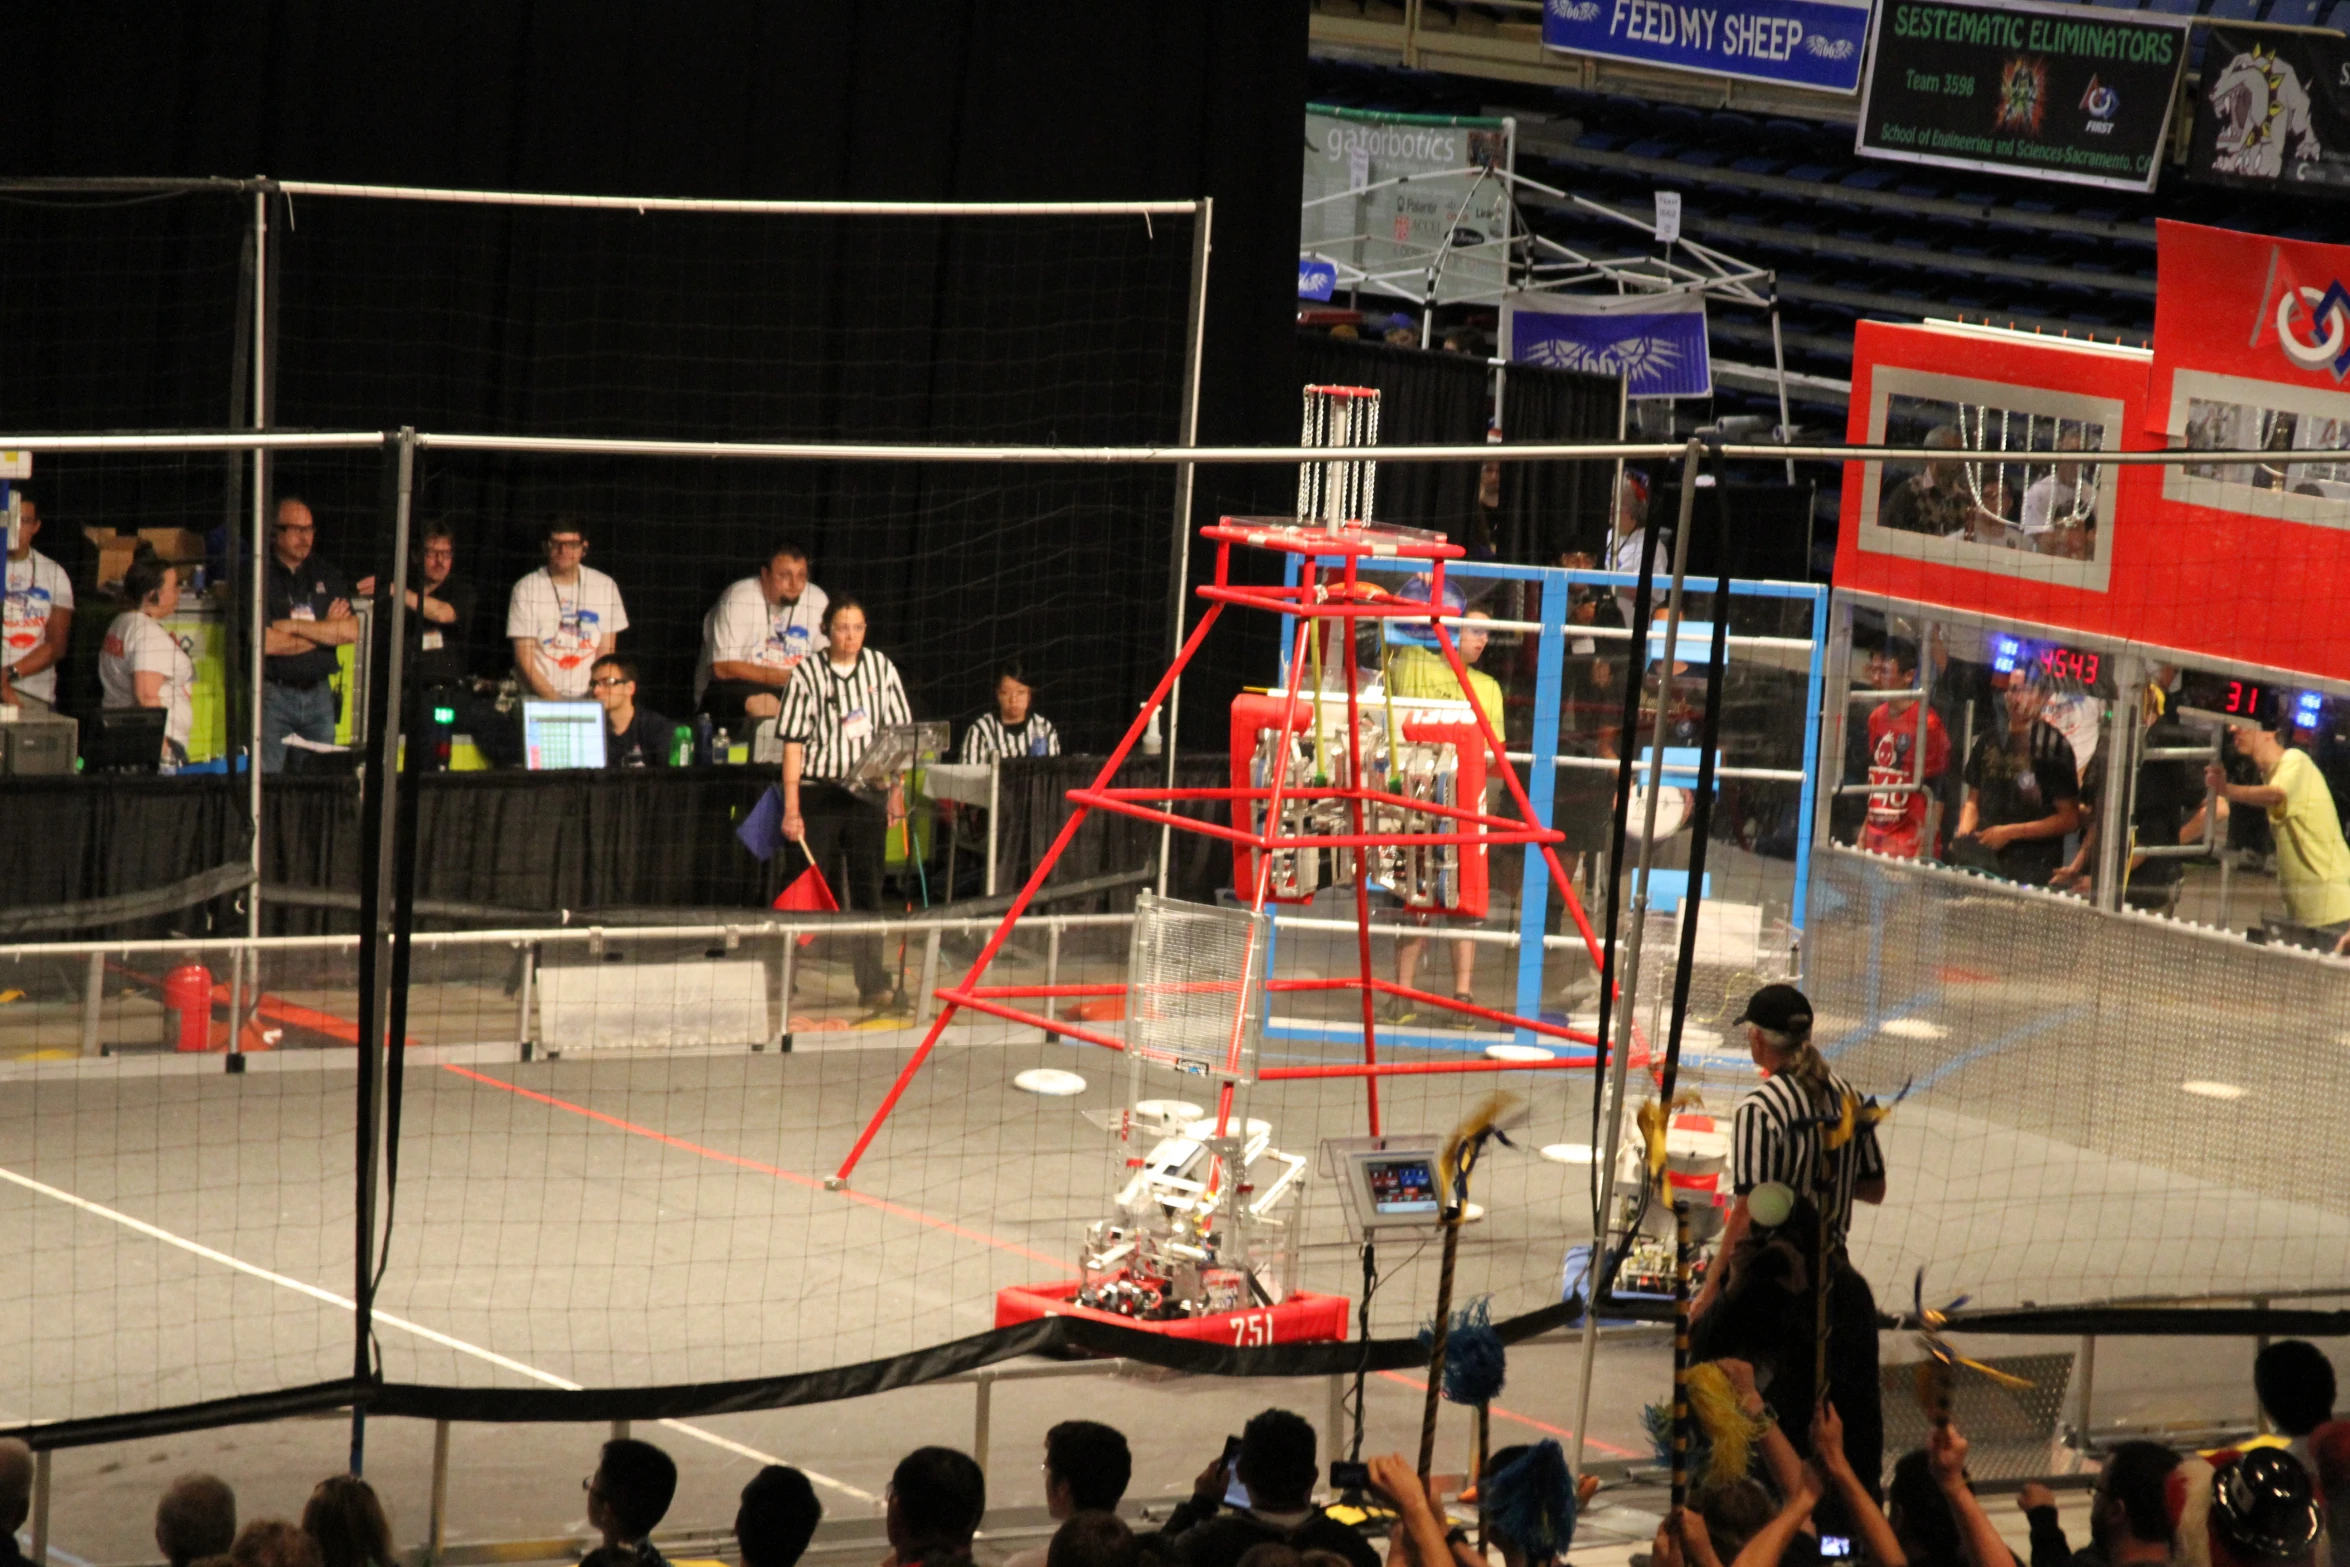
<box><xmin>1158</xmin><ymin>197</ymin><xmax>1213</xmax><ymax>899</ymax></box>
<box><xmin>349</xmin><ymin>427</ymin><xmax>417</xmax><ymax>1476</ymax></box>
<box><xmin>243</xmin><ymin>185</ymin><xmax>270</xmax><ymax>1035</ymax></box>
<box><xmin>1768</xmin><ymin>286</ymin><xmax>1795</xmax><ymax>485</ymax></box>
<box><xmin>1570</xmin><ymin>435</ymin><xmax>1704</xmax><ymax>1479</ymax></box>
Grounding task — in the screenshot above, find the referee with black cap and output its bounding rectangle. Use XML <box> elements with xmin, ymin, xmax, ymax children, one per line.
<box><xmin>1691</xmin><ymin>982</ymin><xmax>1890</xmax><ymax>1506</ymax></box>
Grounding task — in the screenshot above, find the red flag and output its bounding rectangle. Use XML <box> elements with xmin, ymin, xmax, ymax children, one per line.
<box><xmin>772</xmin><ymin>843</ymin><xmax>837</xmax><ymax>947</ymax></box>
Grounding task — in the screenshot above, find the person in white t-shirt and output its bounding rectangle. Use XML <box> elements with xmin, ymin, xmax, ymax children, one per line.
<box><xmin>2020</xmin><ymin>434</ymin><xmax>2095</xmax><ymax>538</ymax></box>
<box><xmin>507</xmin><ymin>519</ymin><xmax>628</xmax><ymax>700</ymax></box>
<box><xmin>2</xmin><ymin>496</ymin><xmax>75</xmax><ymax>716</ymax></box>
<box><xmin>99</xmin><ymin>552</ymin><xmax>195</xmax><ymax>765</ymax></box>
<box><xmin>696</xmin><ymin>542</ymin><xmax>828</xmax><ymax>726</ymax></box>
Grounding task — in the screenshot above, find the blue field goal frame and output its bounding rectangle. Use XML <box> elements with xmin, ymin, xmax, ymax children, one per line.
<box><xmin>1261</xmin><ymin>555</ymin><xmax>1828</xmax><ymax>1050</ymax></box>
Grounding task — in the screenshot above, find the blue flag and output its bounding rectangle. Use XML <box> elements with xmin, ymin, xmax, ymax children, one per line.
<box><xmin>1506</xmin><ymin>289</ymin><xmax>1712</xmax><ymax>399</ymax></box>
<box><xmin>736</xmin><ymin>783</ymin><xmax>786</xmax><ymax>863</ymax></box>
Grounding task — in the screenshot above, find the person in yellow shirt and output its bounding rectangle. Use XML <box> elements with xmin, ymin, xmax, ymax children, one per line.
<box><xmin>2207</xmin><ymin>707</ymin><xmax>2350</xmax><ymax>949</ymax></box>
<box><xmin>1384</xmin><ymin>608</ymin><xmax>1506</xmax><ymax>1025</ymax></box>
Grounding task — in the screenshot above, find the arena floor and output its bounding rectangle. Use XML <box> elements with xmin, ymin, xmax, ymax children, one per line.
<box><xmin>2</xmin><ymin>900</ymin><xmax>2342</xmax><ymax>1565</ymax></box>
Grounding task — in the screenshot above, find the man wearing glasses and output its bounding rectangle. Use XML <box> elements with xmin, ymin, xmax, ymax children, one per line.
<box><xmin>260</xmin><ymin>496</ymin><xmax>358</xmax><ymax>772</ymax></box>
<box><xmin>590</xmin><ymin>655</ymin><xmax>674</xmax><ymax>769</ymax></box>
<box><xmin>508</xmin><ymin>518</ymin><xmax>628</xmax><ymax>700</ymax></box>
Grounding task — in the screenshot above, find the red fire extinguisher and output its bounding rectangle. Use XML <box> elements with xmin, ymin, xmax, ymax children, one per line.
<box><xmin>163</xmin><ymin>964</ymin><xmax>214</xmax><ymax>1053</ymax></box>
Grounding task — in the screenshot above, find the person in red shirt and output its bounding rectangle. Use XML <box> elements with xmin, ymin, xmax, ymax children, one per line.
<box><xmin>1860</xmin><ymin>637</ymin><xmax>1949</xmax><ymax>860</ymax></box>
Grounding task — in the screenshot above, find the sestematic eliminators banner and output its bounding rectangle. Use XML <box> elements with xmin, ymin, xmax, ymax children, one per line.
<box><xmin>1542</xmin><ymin>0</ymin><xmax>1872</xmax><ymax>94</ymax></box>
<box><xmin>1856</xmin><ymin>0</ymin><xmax>2186</xmax><ymax>192</ymax></box>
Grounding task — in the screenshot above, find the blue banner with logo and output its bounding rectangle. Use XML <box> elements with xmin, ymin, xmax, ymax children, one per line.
<box><xmin>1506</xmin><ymin>290</ymin><xmax>1712</xmax><ymax>400</ymax></box>
<box><xmin>1542</xmin><ymin>0</ymin><xmax>1872</xmax><ymax>94</ymax></box>
<box><xmin>1298</xmin><ymin>258</ymin><xmax>1338</xmax><ymax>302</ymax></box>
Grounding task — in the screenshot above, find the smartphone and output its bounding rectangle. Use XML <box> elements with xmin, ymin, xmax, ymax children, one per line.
<box><xmin>1818</xmin><ymin>1537</ymin><xmax>1853</xmax><ymax>1559</ymax></box>
<box><xmin>1330</xmin><ymin>1460</ymin><xmax>1370</xmax><ymax>1493</ymax></box>
<box><xmin>1221</xmin><ymin>1435</ymin><xmax>1249</xmax><ymax>1509</ymax></box>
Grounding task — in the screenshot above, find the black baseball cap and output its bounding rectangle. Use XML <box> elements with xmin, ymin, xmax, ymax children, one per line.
<box><xmin>1733</xmin><ymin>983</ymin><xmax>1813</xmax><ymax>1034</ymax></box>
<box><xmin>2211</xmin><ymin>1449</ymin><xmax>2322</xmax><ymax>1563</ymax></box>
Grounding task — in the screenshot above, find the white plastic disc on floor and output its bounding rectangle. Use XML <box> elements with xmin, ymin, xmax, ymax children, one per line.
<box><xmin>1461</xmin><ymin>1201</ymin><xmax>1487</xmax><ymax>1223</ymax></box>
<box><xmin>1485</xmin><ymin>1043</ymin><xmax>1555</xmax><ymax>1062</ymax></box>
<box><xmin>1135</xmin><ymin>1098</ymin><xmax>1202</xmax><ymax>1124</ymax></box>
<box><xmin>1879</xmin><ymin>1017</ymin><xmax>1948</xmax><ymax>1040</ymax></box>
<box><xmin>1014</xmin><ymin>1068</ymin><xmax>1089</xmax><ymax>1097</ymax></box>
<box><xmin>1540</xmin><ymin>1142</ymin><xmax>1595</xmax><ymax>1165</ymax></box>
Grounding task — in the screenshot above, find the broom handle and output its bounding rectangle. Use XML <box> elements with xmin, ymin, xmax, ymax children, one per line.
<box><xmin>1417</xmin><ymin>1212</ymin><xmax>1459</xmax><ymax>1482</ymax></box>
<box><xmin>1671</xmin><ymin>1198</ymin><xmax>1692</xmax><ymax>1512</ymax></box>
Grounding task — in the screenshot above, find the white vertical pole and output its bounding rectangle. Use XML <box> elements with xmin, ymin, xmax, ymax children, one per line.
<box><xmin>244</xmin><ymin>185</ymin><xmax>270</xmax><ymax>1057</ymax></box>
<box><xmin>1158</xmin><ymin>199</ymin><xmax>1213</xmax><ymax>899</ymax></box>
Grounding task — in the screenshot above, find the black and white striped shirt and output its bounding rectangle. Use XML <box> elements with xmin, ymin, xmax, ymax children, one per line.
<box><xmin>1731</xmin><ymin>1069</ymin><xmax>1887</xmax><ymax>1249</ymax></box>
<box><xmin>776</xmin><ymin>648</ymin><xmax>913</xmax><ymax>782</ymax></box>
<box><xmin>959</xmin><ymin>713</ymin><xmax>1061</xmax><ymax>765</ymax></box>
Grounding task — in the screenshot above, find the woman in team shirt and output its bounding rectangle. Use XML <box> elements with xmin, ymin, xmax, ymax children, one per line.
<box><xmin>98</xmin><ymin>550</ymin><xmax>196</xmax><ymax>769</ymax></box>
<box><xmin>778</xmin><ymin>596</ymin><xmax>915</xmax><ymax>1012</ymax></box>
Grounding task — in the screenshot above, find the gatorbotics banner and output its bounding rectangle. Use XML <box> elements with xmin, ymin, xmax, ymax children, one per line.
<box><xmin>2188</xmin><ymin>28</ymin><xmax>2350</xmax><ymax>198</ymax></box>
<box><xmin>1856</xmin><ymin>0</ymin><xmax>2186</xmax><ymax>192</ymax></box>
<box><xmin>1300</xmin><ymin>106</ymin><xmax>1514</xmax><ymax>308</ymax></box>
<box><xmin>1541</xmin><ymin>0</ymin><xmax>1871</xmax><ymax>94</ymax></box>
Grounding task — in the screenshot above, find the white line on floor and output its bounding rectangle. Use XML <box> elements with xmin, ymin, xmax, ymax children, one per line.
<box><xmin>0</xmin><ymin>1163</ymin><xmax>878</xmax><ymax>1504</ymax></box>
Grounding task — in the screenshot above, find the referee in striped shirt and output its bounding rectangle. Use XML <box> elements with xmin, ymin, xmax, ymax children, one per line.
<box><xmin>1692</xmin><ymin>983</ymin><xmax>1890</xmax><ymax>1506</ymax></box>
<box><xmin>780</xmin><ymin>595</ymin><xmax>914</xmax><ymax>1010</ymax></box>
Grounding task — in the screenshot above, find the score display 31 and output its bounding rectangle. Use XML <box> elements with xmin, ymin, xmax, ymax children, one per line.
<box><xmin>2218</xmin><ymin>680</ymin><xmax>2326</xmax><ymax>729</ymax></box>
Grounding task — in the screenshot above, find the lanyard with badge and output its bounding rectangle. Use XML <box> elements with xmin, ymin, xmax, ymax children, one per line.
<box><xmin>827</xmin><ymin>658</ymin><xmax>871</xmax><ymax>746</ymax></box>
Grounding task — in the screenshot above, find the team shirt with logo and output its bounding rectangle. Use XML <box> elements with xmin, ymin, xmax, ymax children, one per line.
<box><xmin>695</xmin><ymin>577</ymin><xmax>828</xmax><ymax>701</ymax></box>
<box><xmin>1861</xmin><ymin>701</ymin><xmax>1949</xmax><ymax>859</ymax></box>
<box><xmin>3</xmin><ymin>548</ymin><xmax>74</xmax><ymax>704</ymax></box>
<box><xmin>100</xmin><ymin>611</ymin><xmax>194</xmax><ymax>750</ymax></box>
<box><xmin>507</xmin><ymin>566</ymin><xmax>628</xmax><ymax>700</ymax></box>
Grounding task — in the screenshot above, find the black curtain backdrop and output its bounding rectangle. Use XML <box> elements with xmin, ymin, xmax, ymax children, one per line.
<box><xmin>992</xmin><ymin>755</ymin><xmax>1230</xmax><ymax>912</ymax></box>
<box><xmin>0</xmin><ymin>2</ymin><xmax>1307</xmax><ymax>754</ymax></box>
<box><xmin>1291</xmin><ymin>332</ymin><xmax>1620</xmax><ymax>562</ymax></box>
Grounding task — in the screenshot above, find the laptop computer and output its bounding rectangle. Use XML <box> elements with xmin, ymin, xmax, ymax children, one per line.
<box><xmin>521</xmin><ymin>700</ymin><xmax>607</xmax><ymax>770</ymax></box>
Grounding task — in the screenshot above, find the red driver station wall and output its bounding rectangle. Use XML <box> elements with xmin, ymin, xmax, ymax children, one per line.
<box><xmin>1837</xmin><ymin>219</ymin><xmax>2350</xmax><ymax>686</ymax></box>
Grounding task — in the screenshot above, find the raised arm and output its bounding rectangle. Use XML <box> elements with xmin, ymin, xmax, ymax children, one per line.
<box><xmin>1815</xmin><ymin>1402</ymin><xmax>1906</xmax><ymax>1567</ymax></box>
<box><xmin>1730</xmin><ymin>1465</ymin><xmax>1822</xmax><ymax>1567</ymax></box>
<box><xmin>1929</xmin><ymin>1422</ymin><xmax>2015</xmax><ymax>1567</ymax></box>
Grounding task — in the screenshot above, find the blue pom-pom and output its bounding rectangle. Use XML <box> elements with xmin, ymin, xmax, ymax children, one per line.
<box><xmin>1485</xmin><ymin>1438</ymin><xmax>1579</xmax><ymax>1563</ymax></box>
<box><xmin>1421</xmin><ymin>1296</ymin><xmax>1507</xmax><ymax>1407</ymax></box>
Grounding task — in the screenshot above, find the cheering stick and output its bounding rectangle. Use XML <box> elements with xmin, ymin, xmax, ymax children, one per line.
<box><xmin>1416</xmin><ymin>1093</ymin><xmax>1519</xmax><ymax>1483</ymax></box>
<box><xmin>1910</xmin><ymin>1268</ymin><xmax>2032</xmax><ymax>1428</ymax></box>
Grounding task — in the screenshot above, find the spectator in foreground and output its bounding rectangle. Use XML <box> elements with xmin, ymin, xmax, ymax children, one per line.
<box><xmin>1953</xmin><ymin>670</ymin><xmax>2082</xmax><ymax>886</ymax></box>
<box><xmin>2207</xmin><ymin>713</ymin><xmax>2350</xmax><ymax>951</ymax></box>
<box><xmin>1160</xmin><ymin>1410</ymin><xmax>1380</xmax><ymax>1567</ymax></box>
<box><xmin>158</xmin><ymin>1474</ymin><xmax>239</xmax><ymax>1567</ymax></box>
<box><xmin>261</xmin><ymin>497</ymin><xmax>360</xmax><ymax>772</ymax></box>
<box><xmin>884</xmin><ymin>1447</ymin><xmax>986</xmax><ymax>1567</ymax></box>
<box><xmin>1049</xmin><ymin>1514</ymin><xmax>1138</xmax><ymax>1567</ymax></box>
<box><xmin>1006</xmin><ymin>1422</ymin><xmax>1133</xmax><ymax>1567</ymax></box>
<box><xmin>2015</xmin><ymin>1439</ymin><xmax>2176</xmax><ymax>1567</ymax></box>
<box><xmin>302</xmin><ymin>1475</ymin><xmax>395</xmax><ymax>1567</ymax></box>
<box><xmin>99</xmin><ymin>550</ymin><xmax>197</xmax><ymax>768</ymax></box>
<box><xmin>2257</xmin><ymin>1341</ymin><xmax>2340</xmax><ymax>1463</ymax></box>
<box><xmin>736</xmin><ymin>1465</ymin><xmax>823</xmax><ymax>1567</ymax></box>
<box><xmin>587</xmin><ymin>1438</ymin><xmax>679</xmax><ymax>1567</ymax></box>
<box><xmin>3</xmin><ymin>494</ymin><xmax>74</xmax><ymax>716</ymax></box>
<box><xmin>510</xmin><ymin>519</ymin><xmax>628</xmax><ymax>701</ymax></box>
<box><xmin>698</xmin><ymin>543</ymin><xmax>828</xmax><ymax>729</ymax></box>
<box><xmin>1858</xmin><ymin>636</ymin><xmax>1949</xmax><ymax>861</ymax></box>
<box><xmin>590</xmin><ymin>655</ymin><xmax>674</xmax><ymax>768</ymax></box>
<box><xmin>231</xmin><ymin>1521</ymin><xmax>323</xmax><ymax>1567</ymax></box>
<box><xmin>960</xmin><ymin>662</ymin><xmax>1061</xmax><ymax>764</ymax></box>
<box><xmin>0</xmin><ymin>1440</ymin><xmax>30</xmax><ymax>1567</ymax></box>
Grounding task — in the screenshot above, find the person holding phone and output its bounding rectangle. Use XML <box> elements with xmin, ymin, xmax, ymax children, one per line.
<box><xmin>1160</xmin><ymin>1411</ymin><xmax>1379</xmax><ymax>1567</ymax></box>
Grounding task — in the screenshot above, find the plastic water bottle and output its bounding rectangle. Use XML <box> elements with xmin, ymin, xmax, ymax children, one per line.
<box><xmin>693</xmin><ymin>713</ymin><xmax>715</xmax><ymax>766</ymax></box>
<box><xmin>714</xmin><ymin>726</ymin><xmax>732</xmax><ymax>764</ymax></box>
<box><xmin>671</xmin><ymin>724</ymin><xmax>692</xmax><ymax>767</ymax></box>
<box><xmin>1141</xmin><ymin>705</ymin><xmax>1163</xmax><ymax>758</ymax></box>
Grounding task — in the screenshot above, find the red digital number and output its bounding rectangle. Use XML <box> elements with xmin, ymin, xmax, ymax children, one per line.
<box><xmin>2228</xmin><ymin>680</ymin><xmax>2247</xmax><ymax>713</ymax></box>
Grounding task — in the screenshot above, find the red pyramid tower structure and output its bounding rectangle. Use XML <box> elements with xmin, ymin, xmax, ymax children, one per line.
<box><xmin>830</xmin><ymin>391</ymin><xmax>1637</xmax><ymax>1191</ymax></box>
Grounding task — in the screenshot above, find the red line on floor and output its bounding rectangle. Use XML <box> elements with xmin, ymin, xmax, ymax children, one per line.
<box><xmin>1374</xmin><ymin>1370</ymin><xmax>1640</xmax><ymax>1457</ymax></box>
<box><xmin>437</xmin><ymin>1062</ymin><xmax>1074</xmax><ymax>1273</ymax></box>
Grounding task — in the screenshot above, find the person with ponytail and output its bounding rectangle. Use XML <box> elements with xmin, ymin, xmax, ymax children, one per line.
<box><xmin>1690</xmin><ymin>984</ymin><xmax>1891</xmax><ymax>1520</ymax></box>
